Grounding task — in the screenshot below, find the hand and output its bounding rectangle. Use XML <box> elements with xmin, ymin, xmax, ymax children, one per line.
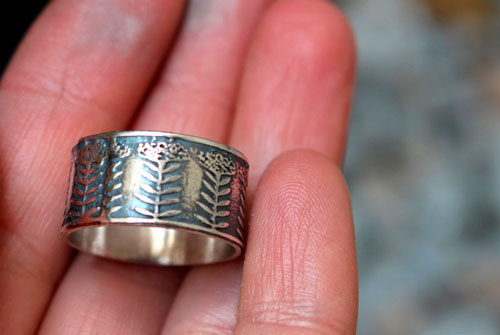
<box><xmin>0</xmin><ymin>0</ymin><xmax>357</xmax><ymax>334</ymax></box>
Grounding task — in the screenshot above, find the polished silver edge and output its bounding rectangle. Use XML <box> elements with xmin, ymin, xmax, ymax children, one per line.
<box><xmin>61</xmin><ymin>222</ymin><xmax>243</xmax><ymax>265</ymax></box>
<box><xmin>76</xmin><ymin>131</ymin><xmax>248</xmax><ymax>162</ymax></box>
<box><xmin>61</xmin><ymin>219</ymin><xmax>244</xmax><ymax>248</ymax></box>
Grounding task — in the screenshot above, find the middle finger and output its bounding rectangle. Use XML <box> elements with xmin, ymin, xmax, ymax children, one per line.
<box><xmin>161</xmin><ymin>0</ymin><xmax>356</xmax><ymax>333</ymax></box>
<box><xmin>134</xmin><ymin>0</ymin><xmax>272</xmax><ymax>141</ymax></box>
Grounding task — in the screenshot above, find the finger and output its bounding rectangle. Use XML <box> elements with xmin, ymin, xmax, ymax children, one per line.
<box><xmin>0</xmin><ymin>0</ymin><xmax>184</xmax><ymax>333</ymax></box>
<box><xmin>162</xmin><ymin>262</ymin><xmax>242</xmax><ymax>335</ymax></box>
<box><xmin>231</xmin><ymin>0</ymin><xmax>356</xmax><ymax>191</ymax></box>
<box><xmin>159</xmin><ymin>0</ymin><xmax>356</xmax><ymax>332</ymax></box>
<box><xmin>235</xmin><ymin>150</ymin><xmax>358</xmax><ymax>334</ymax></box>
<box><xmin>135</xmin><ymin>0</ymin><xmax>271</xmax><ymax>140</ymax></box>
<box><xmin>40</xmin><ymin>1</ymin><xmax>271</xmax><ymax>333</ymax></box>
<box><xmin>38</xmin><ymin>255</ymin><xmax>185</xmax><ymax>335</ymax></box>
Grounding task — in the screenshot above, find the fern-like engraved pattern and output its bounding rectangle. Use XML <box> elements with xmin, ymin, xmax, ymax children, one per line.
<box><xmin>69</xmin><ymin>141</ymin><xmax>106</xmax><ymax>220</ymax></box>
<box><xmin>104</xmin><ymin>143</ymin><xmax>131</xmax><ymax>217</ymax></box>
<box><xmin>105</xmin><ymin>160</ymin><xmax>123</xmax><ymax>216</ymax></box>
<box><xmin>195</xmin><ymin>151</ymin><xmax>235</xmax><ymax>229</ymax></box>
<box><xmin>63</xmin><ymin>132</ymin><xmax>250</xmax><ymax>254</ymax></box>
<box><xmin>133</xmin><ymin>141</ymin><xmax>187</xmax><ymax>219</ymax></box>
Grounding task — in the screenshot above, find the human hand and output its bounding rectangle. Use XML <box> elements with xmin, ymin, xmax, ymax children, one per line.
<box><xmin>0</xmin><ymin>0</ymin><xmax>357</xmax><ymax>334</ymax></box>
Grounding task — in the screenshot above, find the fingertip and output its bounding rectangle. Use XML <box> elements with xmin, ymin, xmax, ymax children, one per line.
<box><xmin>257</xmin><ymin>149</ymin><xmax>351</xmax><ymax>205</ymax></box>
<box><xmin>254</xmin><ymin>149</ymin><xmax>354</xmax><ymax>246</ymax></box>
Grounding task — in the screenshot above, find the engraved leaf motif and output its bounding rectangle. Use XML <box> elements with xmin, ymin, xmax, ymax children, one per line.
<box><xmin>215</xmin><ymin>222</ymin><xmax>229</xmax><ymax>229</ymax></box>
<box><xmin>202</xmin><ymin>179</ymin><xmax>217</xmax><ymax>194</ymax></box>
<box><xmin>163</xmin><ymin>163</ymin><xmax>182</xmax><ymax>174</ymax></box>
<box><xmin>162</xmin><ymin>174</ymin><xmax>182</xmax><ymax>184</ymax></box>
<box><xmin>220</xmin><ymin>177</ymin><xmax>231</xmax><ymax>185</ymax></box>
<box><xmin>141</xmin><ymin>170</ymin><xmax>157</xmax><ymax>183</ymax></box>
<box><xmin>142</xmin><ymin>160</ymin><xmax>158</xmax><ymax>173</ymax></box>
<box><xmin>158</xmin><ymin>198</ymin><xmax>179</xmax><ymax>206</ymax></box>
<box><xmin>195</xmin><ymin>214</ymin><xmax>212</xmax><ymax>226</ymax></box>
<box><xmin>108</xmin><ymin>206</ymin><xmax>121</xmax><ymax>216</ymax></box>
<box><xmin>69</xmin><ymin>144</ymin><xmax>106</xmax><ymax>220</ymax></box>
<box><xmin>161</xmin><ymin>187</ymin><xmax>182</xmax><ymax>195</ymax></box>
<box><xmin>107</xmin><ymin>183</ymin><xmax>121</xmax><ymax>192</ymax></box>
<box><xmin>205</xmin><ymin>171</ymin><xmax>218</xmax><ymax>184</ymax></box>
<box><xmin>133</xmin><ymin>155</ymin><xmax>183</xmax><ymax>220</ymax></box>
<box><xmin>135</xmin><ymin>193</ymin><xmax>157</xmax><ymax>205</ymax></box>
<box><xmin>219</xmin><ymin>188</ymin><xmax>231</xmax><ymax>196</ymax></box>
<box><xmin>75</xmin><ymin>185</ymin><xmax>98</xmax><ymax>196</ymax></box>
<box><xmin>201</xmin><ymin>192</ymin><xmax>216</xmax><ymax>206</ymax></box>
<box><xmin>159</xmin><ymin>209</ymin><xmax>182</xmax><ymax>217</ymax></box>
<box><xmin>71</xmin><ymin>199</ymin><xmax>84</xmax><ymax>207</ymax></box>
<box><xmin>196</xmin><ymin>169</ymin><xmax>232</xmax><ymax>230</ymax></box>
<box><xmin>140</xmin><ymin>183</ymin><xmax>159</xmax><ymax>195</ymax></box>
<box><xmin>84</xmin><ymin>206</ymin><xmax>99</xmax><ymax>218</ymax></box>
<box><xmin>217</xmin><ymin>200</ymin><xmax>230</xmax><ymax>207</ymax></box>
<box><xmin>216</xmin><ymin>210</ymin><xmax>230</xmax><ymax>217</ymax></box>
<box><xmin>197</xmin><ymin>202</ymin><xmax>214</xmax><ymax>216</ymax></box>
<box><xmin>104</xmin><ymin>159</ymin><xmax>127</xmax><ymax>218</ymax></box>
<box><xmin>108</xmin><ymin>194</ymin><xmax>122</xmax><ymax>202</ymax></box>
<box><xmin>134</xmin><ymin>207</ymin><xmax>155</xmax><ymax>217</ymax></box>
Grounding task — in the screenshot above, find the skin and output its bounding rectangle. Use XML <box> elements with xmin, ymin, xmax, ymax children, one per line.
<box><xmin>0</xmin><ymin>0</ymin><xmax>357</xmax><ymax>334</ymax></box>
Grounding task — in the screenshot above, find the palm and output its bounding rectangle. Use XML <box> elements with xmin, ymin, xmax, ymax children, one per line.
<box><xmin>0</xmin><ymin>0</ymin><xmax>357</xmax><ymax>334</ymax></box>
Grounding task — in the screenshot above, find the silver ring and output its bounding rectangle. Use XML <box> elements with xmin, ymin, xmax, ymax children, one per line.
<box><xmin>62</xmin><ymin>131</ymin><xmax>249</xmax><ymax>265</ymax></box>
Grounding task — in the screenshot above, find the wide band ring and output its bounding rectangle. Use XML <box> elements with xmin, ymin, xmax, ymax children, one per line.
<box><xmin>62</xmin><ymin>131</ymin><xmax>249</xmax><ymax>265</ymax></box>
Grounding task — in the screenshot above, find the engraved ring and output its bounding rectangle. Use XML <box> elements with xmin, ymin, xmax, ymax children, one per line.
<box><xmin>62</xmin><ymin>131</ymin><xmax>249</xmax><ymax>265</ymax></box>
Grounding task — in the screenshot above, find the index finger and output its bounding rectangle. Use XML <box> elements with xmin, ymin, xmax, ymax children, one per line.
<box><xmin>0</xmin><ymin>0</ymin><xmax>184</xmax><ymax>333</ymax></box>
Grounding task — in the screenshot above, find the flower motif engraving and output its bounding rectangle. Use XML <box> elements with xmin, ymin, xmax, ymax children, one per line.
<box><xmin>138</xmin><ymin>141</ymin><xmax>188</xmax><ymax>162</ymax></box>
<box><xmin>77</xmin><ymin>142</ymin><xmax>106</xmax><ymax>165</ymax></box>
<box><xmin>113</xmin><ymin>144</ymin><xmax>131</xmax><ymax>158</ymax></box>
<box><xmin>196</xmin><ymin>151</ymin><xmax>235</xmax><ymax>175</ymax></box>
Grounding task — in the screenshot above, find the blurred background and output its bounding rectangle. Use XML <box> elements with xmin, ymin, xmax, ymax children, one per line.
<box><xmin>338</xmin><ymin>0</ymin><xmax>500</xmax><ymax>333</ymax></box>
<box><xmin>1</xmin><ymin>0</ymin><xmax>499</xmax><ymax>333</ymax></box>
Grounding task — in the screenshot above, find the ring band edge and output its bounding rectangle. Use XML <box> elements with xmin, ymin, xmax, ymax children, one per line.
<box><xmin>75</xmin><ymin>130</ymin><xmax>249</xmax><ymax>162</ymax></box>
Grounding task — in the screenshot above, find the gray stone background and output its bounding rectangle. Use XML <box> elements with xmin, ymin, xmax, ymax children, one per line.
<box><xmin>335</xmin><ymin>0</ymin><xmax>500</xmax><ymax>333</ymax></box>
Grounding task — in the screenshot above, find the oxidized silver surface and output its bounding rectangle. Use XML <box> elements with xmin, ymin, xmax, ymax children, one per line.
<box><xmin>62</xmin><ymin>131</ymin><xmax>248</xmax><ymax>265</ymax></box>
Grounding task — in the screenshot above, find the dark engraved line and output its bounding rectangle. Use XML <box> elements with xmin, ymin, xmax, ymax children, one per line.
<box><xmin>134</xmin><ymin>160</ymin><xmax>182</xmax><ymax>219</ymax></box>
<box><xmin>196</xmin><ymin>170</ymin><xmax>231</xmax><ymax>229</ymax></box>
<box><xmin>104</xmin><ymin>160</ymin><xmax>124</xmax><ymax>216</ymax></box>
<box><xmin>70</xmin><ymin>154</ymin><xmax>105</xmax><ymax>220</ymax></box>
